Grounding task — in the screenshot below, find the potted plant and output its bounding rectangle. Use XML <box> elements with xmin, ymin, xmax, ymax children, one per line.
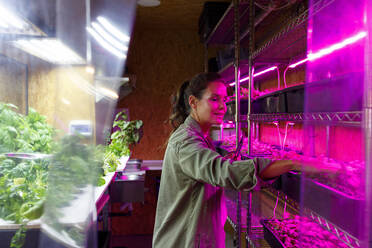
<box><xmin>104</xmin><ymin>110</ymin><xmax>143</xmax><ymax>171</ymax></box>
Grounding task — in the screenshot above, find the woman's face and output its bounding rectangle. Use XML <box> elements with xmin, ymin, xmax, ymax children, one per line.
<box><xmin>191</xmin><ymin>81</ymin><xmax>227</xmax><ymax>127</ymax></box>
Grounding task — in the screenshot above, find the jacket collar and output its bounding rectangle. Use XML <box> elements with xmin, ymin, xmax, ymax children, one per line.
<box><xmin>184</xmin><ymin>115</ymin><xmax>203</xmax><ymax>136</ymax></box>
<box><xmin>184</xmin><ymin>115</ymin><xmax>215</xmax><ymax>150</ymax></box>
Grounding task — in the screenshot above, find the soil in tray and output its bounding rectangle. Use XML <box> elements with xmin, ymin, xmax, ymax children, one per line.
<box><xmin>262</xmin><ymin>217</ymin><xmax>349</xmax><ymax>248</ymax></box>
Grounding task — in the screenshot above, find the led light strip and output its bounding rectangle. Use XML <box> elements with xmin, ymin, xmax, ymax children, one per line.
<box><xmin>289</xmin><ymin>31</ymin><xmax>367</xmax><ymax>69</ymax></box>
<box><xmin>229</xmin><ymin>66</ymin><xmax>277</xmax><ymax>86</ymax></box>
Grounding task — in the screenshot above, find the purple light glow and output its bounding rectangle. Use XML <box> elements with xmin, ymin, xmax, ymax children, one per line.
<box><xmin>229</xmin><ymin>66</ymin><xmax>277</xmax><ymax>86</ymax></box>
<box><xmin>288</xmin><ymin>58</ymin><xmax>309</xmax><ymax>69</ymax></box>
<box><xmin>288</xmin><ymin>31</ymin><xmax>366</xmax><ymax>69</ymax></box>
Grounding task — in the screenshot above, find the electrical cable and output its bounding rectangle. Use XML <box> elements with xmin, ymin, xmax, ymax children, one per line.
<box><xmin>276</xmin><ymin>66</ymin><xmax>281</xmax><ymax>90</ymax></box>
<box><xmin>283</xmin><ymin>66</ymin><xmax>289</xmax><ymax>88</ymax></box>
<box><xmin>255</xmin><ymin>0</ymin><xmax>297</xmax><ymax>11</ymax></box>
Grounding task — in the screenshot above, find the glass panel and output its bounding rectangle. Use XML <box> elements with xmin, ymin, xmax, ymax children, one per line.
<box><xmin>300</xmin><ymin>0</ymin><xmax>365</xmax><ymax>247</ymax></box>
<box><xmin>0</xmin><ymin>0</ymin><xmax>136</xmax><ymax>247</ymax></box>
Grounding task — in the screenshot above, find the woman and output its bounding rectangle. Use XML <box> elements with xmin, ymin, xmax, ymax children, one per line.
<box><xmin>153</xmin><ymin>72</ymin><xmax>298</xmax><ymax>248</ymax></box>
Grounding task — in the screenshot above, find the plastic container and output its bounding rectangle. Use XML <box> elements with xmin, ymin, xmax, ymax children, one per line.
<box><xmin>275</xmin><ymin>171</ymin><xmax>364</xmax><ymax>238</ymax></box>
<box><xmin>260</xmin><ymin>220</ymin><xmax>285</xmax><ymax>248</ymax></box>
<box><xmin>305</xmin><ymin>72</ymin><xmax>363</xmax><ymax>112</ymax></box>
<box><xmin>251</xmin><ymin>99</ymin><xmax>262</xmax><ymax>113</ymax></box>
<box><xmin>0</xmin><ymin>229</ymin><xmax>40</xmax><ymax>248</ymax></box>
<box><xmin>286</xmin><ymin>85</ymin><xmax>304</xmax><ymax>113</ymax></box>
<box><xmin>124</xmin><ymin>159</ymin><xmax>143</xmax><ymax>171</ymax></box>
<box><xmin>261</xmin><ymin>93</ymin><xmax>287</xmax><ymax>113</ymax></box>
<box><xmin>225</xmin><ymin>99</ymin><xmax>249</xmax><ymax>117</ymax></box>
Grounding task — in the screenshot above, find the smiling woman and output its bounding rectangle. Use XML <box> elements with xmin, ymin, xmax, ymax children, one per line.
<box><xmin>152</xmin><ymin>72</ymin><xmax>300</xmax><ymax>248</ymax></box>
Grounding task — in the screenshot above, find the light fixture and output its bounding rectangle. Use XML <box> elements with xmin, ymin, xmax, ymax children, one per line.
<box><xmin>229</xmin><ymin>66</ymin><xmax>277</xmax><ymax>86</ymax></box>
<box><xmin>98</xmin><ymin>86</ymin><xmax>119</xmax><ymax>99</ymax></box>
<box><xmin>87</xmin><ymin>26</ymin><xmax>126</xmax><ymax>59</ymax></box>
<box><xmin>13</xmin><ymin>38</ymin><xmax>85</xmax><ymax>64</ymax></box>
<box><xmin>87</xmin><ymin>16</ymin><xmax>129</xmax><ymax>59</ymax></box>
<box><xmin>137</xmin><ymin>0</ymin><xmax>161</xmax><ymax>7</ymax></box>
<box><xmin>91</xmin><ymin>22</ymin><xmax>128</xmax><ymax>52</ymax></box>
<box><xmin>97</xmin><ymin>17</ymin><xmax>130</xmax><ymax>43</ymax></box>
<box><xmin>0</xmin><ymin>4</ymin><xmax>25</xmax><ymax>30</ymax></box>
<box><xmin>288</xmin><ymin>58</ymin><xmax>309</xmax><ymax>69</ymax></box>
<box><xmin>85</xmin><ymin>66</ymin><xmax>95</xmax><ymax>74</ymax></box>
<box><xmin>0</xmin><ymin>3</ymin><xmax>44</xmax><ymax>36</ymax></box>
<box><xmin>288</xmin><ymin>31</ymin><xmax>367</xmax><ymax>69</ymax></box>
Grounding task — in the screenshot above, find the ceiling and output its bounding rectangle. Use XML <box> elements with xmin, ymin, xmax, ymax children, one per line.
<box><xmin>135</xmin><ymin>0</ymin><xmax>231</xmax><ymax>30</ymax></box>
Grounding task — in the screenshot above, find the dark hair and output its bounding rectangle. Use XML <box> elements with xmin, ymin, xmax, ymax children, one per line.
<box><xmin>168</xmin><ymin>72</ymin><xmax>223</xmax><ymax>131</ymax></box>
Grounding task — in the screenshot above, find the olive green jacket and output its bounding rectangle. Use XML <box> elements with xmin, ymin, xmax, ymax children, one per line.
<box><xmin>153</xmin><ymin>116</ymin><xmax>271</xmax><ymax>248</ymax></box>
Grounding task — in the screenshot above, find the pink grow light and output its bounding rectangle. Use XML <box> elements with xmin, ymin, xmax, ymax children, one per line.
<box><xmin>229</xmin><ymin>66</ymin><xmax>277</xmax><ymax>86</ymax></box>
<box><xmin>289</xmin><ymin>31</ymin><xmax>367</xmax><ymax>69</ymax></box>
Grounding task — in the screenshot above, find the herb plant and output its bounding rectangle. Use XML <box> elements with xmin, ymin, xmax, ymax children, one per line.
<box><xmin>0</xmin><ymin>103</ymin><xmax>54</xmax><ymax>247</ymax></box>
<box><xmin>104</xmin><ymin>111</ymin><xmax>143</xmax><ymax>170</ymax></box>
<box><xmin>0</xmin><ymin>102</ymin><xmax>109</xmax><ymax>247</ymax></box>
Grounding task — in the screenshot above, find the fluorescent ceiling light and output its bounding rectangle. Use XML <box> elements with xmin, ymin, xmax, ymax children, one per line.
<box><xmin>87</xmin><ymin>26</ymin><xmax>126</xmax><ymax>59</ymax></box>
<box><xmin>97</xmin><ymin>16</ymin><xmax>130</xmax><ymax>43</ymax></box>
<box><xmin>0</xmin><ymin>4</ymin><xmax>25</xmax><ymax>29</ymax></box>
<box><xmin>0</xmin><ymin>4</ymin><xmax>44</xmax><ymax>36</ymax></box>
<box><xmin>85</xmin><ymin>66</ymin><xmax>95</xmax><ymax>74</ymax></box>
<box><xmin>229</xmin><ymin>66</ymin><xmax>277</xmax><ymax>86</ymax></box>
<box><xmin>91</xmin><ymin>22</ymin><xmax>128</xmax><ymax>52</ymax></box>
<box><xmin>13</xmin><ymin>38</ymin><xmax>85</xmax><ymax>65</ymax></box>
<box><xmin>98</xmin><ymin>86</ymin><xmax>119</xmax><ymax>99</ymax></box>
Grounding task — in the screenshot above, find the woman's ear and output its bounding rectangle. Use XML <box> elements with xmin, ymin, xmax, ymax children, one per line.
<box><xmin>189</xmin><ymin>95</ymin><xmax>198</xmax><ymax>110</ymax></box>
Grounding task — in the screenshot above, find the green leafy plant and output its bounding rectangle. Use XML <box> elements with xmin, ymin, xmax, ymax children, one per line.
<box><xmin>104</xmin><ymin>111</ymin><xmax>143</xmax><ymax>171</ymax></box>
<box><xmin>0</xmin><ymin>102</ymin><xmax>108</xmax><ymax>247</ymax></box>
<box><xmin>0</xmin><ymin>103</ymin><xmax>54</xmax><ymax>247</ymax></box>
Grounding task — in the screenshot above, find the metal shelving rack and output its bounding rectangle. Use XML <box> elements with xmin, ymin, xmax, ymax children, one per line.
<box><xmin>249</xmin><ymin>111</ymin><xmax>362</xmax><ymax>126</ymax></box>
<box><xmin>203</xmin><ymin>0</ymin><xmax>371</xmax><ymax>247</ymax></box>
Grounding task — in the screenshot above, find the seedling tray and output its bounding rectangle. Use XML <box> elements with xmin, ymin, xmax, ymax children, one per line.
<box><xmin>275</xmin><ymin>171</ymin><xmax>364</xmax><ymax>238</ymax></box>
<box><xmin>260</xmin><ymin>219</ymin><xmax>285</xmax><ymax>248</ymax></box>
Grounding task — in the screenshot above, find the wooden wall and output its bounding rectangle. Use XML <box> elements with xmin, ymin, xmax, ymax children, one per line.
<box><xmin>0</xmin><ymin>56</ymin><xmax>27</xmax><ymax>114</ymax></box>
<box><xmin>28</xmin><ymin>65</ymin><xmax>96</xmax><ymax>139</ymax></box>
<box><xmin>117</xmin><ymin>25</ymin><xmax>206</xmax><ymax>160</ymax></box>
<box><xmin>0</xmin><ymin>43</ymin><xmax>96</xmax><ymax>142</ymax></box>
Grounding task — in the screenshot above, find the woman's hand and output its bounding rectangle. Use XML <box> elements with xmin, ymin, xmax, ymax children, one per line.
<box><xmin>258</xmin><ymin>158</ymin><xmax>339</xmax><ymax>181</ymax></box>
<box><xmin>259</xmin><ymin>160</ymin><xmax>294</xmax><ymax>180</ymax></box>
<box><xmin>292</xmin><ymin>158</ymin><xmax>340</xmax><ymax>175</ymax></box>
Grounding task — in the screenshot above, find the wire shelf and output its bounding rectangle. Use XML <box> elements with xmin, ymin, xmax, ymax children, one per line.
<box><xmin>248</xmin><ymin>111</ymin><xmax>362</xmax><ymax>125</ymax></box>
<box><xmin>307</xmin><ymin>210</ymin><xmax>361</xmax><ymax>248</ymax></box>
<box><xmin>252</xmin><ymin>0</ymin><xmax>336</xmax><ymax>61</ymax></box>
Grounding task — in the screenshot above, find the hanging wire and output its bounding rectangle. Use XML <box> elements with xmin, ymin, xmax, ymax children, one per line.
<box><xmin>254</xmin><ymin>0</ymin><xmax>297</xmax><ymax>11</ymax></box>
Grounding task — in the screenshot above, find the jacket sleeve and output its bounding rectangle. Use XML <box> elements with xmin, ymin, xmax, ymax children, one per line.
<box><xmin>176</xmin><ymin>135</ymin><xmax>271</xmax><ymax>191</ymax></box>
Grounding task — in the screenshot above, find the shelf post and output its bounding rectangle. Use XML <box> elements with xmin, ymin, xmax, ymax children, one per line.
<box><xmin>233</xmin><ymin>0</ymin><xmax>242</xmax><ymax>247</ymax></box>
<box><xmin>325</xmin><ymin>125</ymin><xmax>330</xmax><ymax>160</ymax></box>
<box><xmin>246</xmin><ymin>0</ymin><xmax>255</xmax><ymax>247</ymax></box>
<box><xmin>85</xmin><ymin>0</ymin><xmax>92</xmax><ymax>64</ymax></box>
<box><xmin>363</xmin><ymin>0</ymin><xmax>372</xmax><ymax>246</ymax></box>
